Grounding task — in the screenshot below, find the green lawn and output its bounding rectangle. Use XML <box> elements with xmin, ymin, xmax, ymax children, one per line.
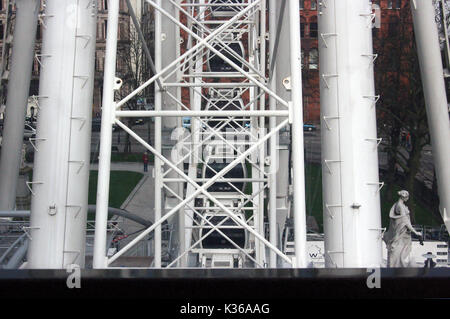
<box><xmin>305</xmin><ymin>163</ymin><xmax>324</xmax><ymax>231</ymax></box>
<box><xmin>303</xmin><ymin>163</ymin><xmax>439</xmax><ymax>232</ymax></box>
<box><xmin>88</xmin><ymin>170</ymin><xmax>144</xmax><ymax>209</ymax></box>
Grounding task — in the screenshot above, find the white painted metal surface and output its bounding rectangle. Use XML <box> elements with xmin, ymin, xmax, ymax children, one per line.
<box><xmin>27</xmin><ymin>0</ymin><xmax>97</xmax><ymax>268</ymax></box>
<box><xmin>319</xmin><ymin>0</ymin><xmax>382</xmax><ymax>267</ymax></box>
<box><xmin>6</xmin><ymin>0</ymin><xmax>447</xmax><ymax>271</ymax></box>
<box><xmin>0</xmin><ymin>0</ymin><xmax>39</xmax><ymax>212</ymax></box>
<box><xmin>92</xmin><ymin>0</ymin><xmax>309</xmax><ymax>269</ymax></box>
<box><xmin>93</xmin><ymin>0</ymin><xmax>120</xmax><ymax>269</ymax></box>
<box><xmin>411</xmin><ymin>0</ymin><xmax>450</xmax><ymax>233</ymax></box>
<box><xmin>268</xmin><ymin>0</ymin><xmax>278</xmax><ymax>268</ymax></box>
<box><xmin>288</xmin><ymin>0</ymin><xmax>307</xmax><ymax>268</ymax></box>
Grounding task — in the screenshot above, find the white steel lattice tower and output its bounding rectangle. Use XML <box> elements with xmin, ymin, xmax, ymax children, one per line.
<box><xmin>27</xmin><ymin>0</ymin><xmax>97</xmax><ymax>268</ymax></box>
<box><xmin>318</xmin><ymin>0</ymin><xmax>383</xmax><ymax>267</ymax></box>
<box><xmin>93</xmin><ymin>0</ymin><xmax>307</xmax><ymax>269</ymax></box>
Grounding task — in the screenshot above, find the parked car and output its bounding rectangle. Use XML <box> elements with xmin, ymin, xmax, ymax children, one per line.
<box><xmin>303</xmin><ymin>123</ymin><xmax>317</xmax><ymax>131</ymax></box>
<box><xmin>134</xmin><ymin>118</ymin><xmax>146</xmax><ymax>125</ymax></box>
<box><xmin>182</xmin><ymin>117</ymin><xmax>191</xmax><ymax>129</ymax></box>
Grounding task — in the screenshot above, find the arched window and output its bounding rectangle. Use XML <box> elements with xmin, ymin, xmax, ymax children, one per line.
<box><xmin>311</xmin><ymin>0</ymin><xmax>317</xmax><ymax>10</ymax></box>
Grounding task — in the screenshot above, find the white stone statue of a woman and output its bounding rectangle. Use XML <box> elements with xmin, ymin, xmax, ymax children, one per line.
<box><xmin>383</xmin><ymin>190</ymin><xmax>423</xmax><ymax>267</ymax></box>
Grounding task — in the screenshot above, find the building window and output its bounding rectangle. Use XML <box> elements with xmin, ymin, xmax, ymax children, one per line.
<box><xmin>103</xmin><ymin>20</ymin><xmax>108</xmax><ymax>39</ymax></box>
<box><xmin>387</xmin><ymin>0</ymin><xmax>393</xmax><ymax>9</ymax></box>
<box><xmin>309</xmin><ymin>49</ymin><xmax>318</xmax><ymax>70</ymax></box>
<box><xmin>372</xmin><ymin>25</ymin><xmax>379</xmax><ymax>38</ymax></box>
<box><xmin>388</xmin><ymin>16</ymin><xmax>399</xmax><ymax>36</ymax></box>
<box><xmin>119</xmin><ymin>20</ymin><xmax>128</xmax><ymax>41</ymax></box>
<box><xmin>394</xmin><ymin>0</ymin><xmax>401</xmax><ymax>9</ymax></box>
<box><xmin>301</xmin><ymin>23</ymin><xmax>305</xmax><ymax>37</ymax></box>
<box><xmin>300</xmin><ymin>0</ymin><xmax>304</xmax><ymax>10</ymax></box>
<box><xmin>32</xmin><ymin>58</ymin><xmax>40</xmax><ymax>76</ymax></box>
<box><xmin>119</xmin><ymin>0</ymin><xmax>125</xmax><ymax>12</ymax></box>
<box><xmin>309</xmin><ymin>22</ymin><xmax>318</xmax><ymax>38</ymax></box>
<box><xmin>311</xmin><ymin>0</ymin><xmax>317</xmax><ymax>10</ymax></box>
<box><xmin>301</xmin><ymin>49</ymin><xmax>304</xmax><ymax>69</ymax></box>
<box><xmin>98</xmin><ymin>51</ymin><xmax>105</xmax><ymax>72</ymax></box>
<box><xmin>36</xmin><ymin>24</ymin><xmax>41</xmax><ymax>40</ymax></box>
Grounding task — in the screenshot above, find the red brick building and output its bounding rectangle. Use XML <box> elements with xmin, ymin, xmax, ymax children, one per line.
<box><xmin>300</xmin><ymin>0</ymin><xmax>409</xmax><ymax>123</ymax></box>
<box><xmin>300</xmin><ymin>0</ymin><xmax>320</xmax><ymax>123</ymax></box>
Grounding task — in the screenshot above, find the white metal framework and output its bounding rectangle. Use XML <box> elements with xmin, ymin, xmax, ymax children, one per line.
<box><xmin>1</xmin><ymin>0</ymin><xmax>448</xmax><ymax>270</ymax></box>
<box><xmin>93</xmin><ymin>0</ymin><xmax>307</xmax><ymax>269</ymax></box>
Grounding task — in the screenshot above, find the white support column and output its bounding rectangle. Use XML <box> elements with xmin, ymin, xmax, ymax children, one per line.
<box><xmin>27</xmin><ymin>0</ymin><xmax>97</xmax><ymax>268</ymax></box>
<box><xmin>288</xmin><ymin>0</ymin><xmax>307</xmax><ymax>268</ymax></box>
<box><xmin>268</xmin><ymin>0</ymin><xmax>278</xmax><ymax>268</ymax></box>
<box><xmin>411</xmin><ymin>0</ymin><xmax>450</xmax><ymax>233</ymax></box>
<box><xmin>0</xmin><ymin>0</ymin><xmax>39</xmax><ymax>212</ymax></box>
<box><xmin>174</xmin><ymin>2</ymin><xmax>186</xmax><ymax>268</ymax></box>
<box><xmin>319</xmin><ymin>0</ymin><xmax>382</xmax><ymax>268</ymax></box>
<box><xmin>154</xmin><ymin>0</ymin><xmax>163</xmax><ymax>268</ymax></box>
<box><xmin>93</xmin><ymin>0</ymin><xmax>119</xmax><ymax>269</ymax></box>
<box><xmin>272</xmin><ymin>0</ymin><xmax>291</xmax><ymax>268</ymax></box>
<box><xmin>258</xmin><ymin>0</ymin><xmax>267</xmax><ymax>267</ymax></box>
<box><xmin>249</xmin><ymin>12</ymin><xmax>262</xmax><ymax>266</ymax></box>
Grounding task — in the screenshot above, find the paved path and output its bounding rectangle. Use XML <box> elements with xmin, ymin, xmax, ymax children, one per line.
<box><xmin>114</xmin><ymin>166</ymin><xmax>156</xmax><ymax>257</ymax></box>
<box><xmin>89</xmin><ymin>161</ymin><xmax>144</xmax><ymax>173</ymax></box>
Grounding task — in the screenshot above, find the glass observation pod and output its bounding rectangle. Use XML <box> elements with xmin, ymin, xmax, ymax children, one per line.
<box><xmin>199</xmin><ymin>213</ymin><xmax>248</xmax><ymax>250</ymax></box>
<box><xmin>202</xmin><ymin>155</ymin><xmax>248</xmax><ymax>193</ymax></box>
<box><xmin>207</xmin><ymin>40</ymin><xmax>245</xmax><ymax>72</ymax></box>
<box><xmin>209</xmin><ymin>0</ymin><xmax>246</xmax><ymax>18</ymax></box>
<box><xmin>203</xmin><ymin>97</ymin><xmax>249</xmax><ymax>131</ymax></box>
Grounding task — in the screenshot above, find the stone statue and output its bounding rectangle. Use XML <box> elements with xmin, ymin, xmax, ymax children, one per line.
<box><xmin>383</xmin><ymin>190</ymin><xmax>423</xmax><ymax>267</ymax></box>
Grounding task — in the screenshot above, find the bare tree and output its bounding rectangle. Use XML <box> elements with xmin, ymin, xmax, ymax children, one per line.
<box><xmin>374</xmin><ymin>2</ymin><xmax>442</xmax><ymax>224</ymax></box>
<box><xmin>115</xmin><ymin>16</ymin><xmax>152</xmax><ymax>153</ymax></box>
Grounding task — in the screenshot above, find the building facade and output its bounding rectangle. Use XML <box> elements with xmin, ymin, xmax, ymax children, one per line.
<box><xmin>0</xmin><ymin>0</ymin><xmax>416</xmax><ymax>122</ymax></box>
<box><xmin>0</xmin><ymin>0</ymin><xmax>141</xmax><ymax>117</ymax></box>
